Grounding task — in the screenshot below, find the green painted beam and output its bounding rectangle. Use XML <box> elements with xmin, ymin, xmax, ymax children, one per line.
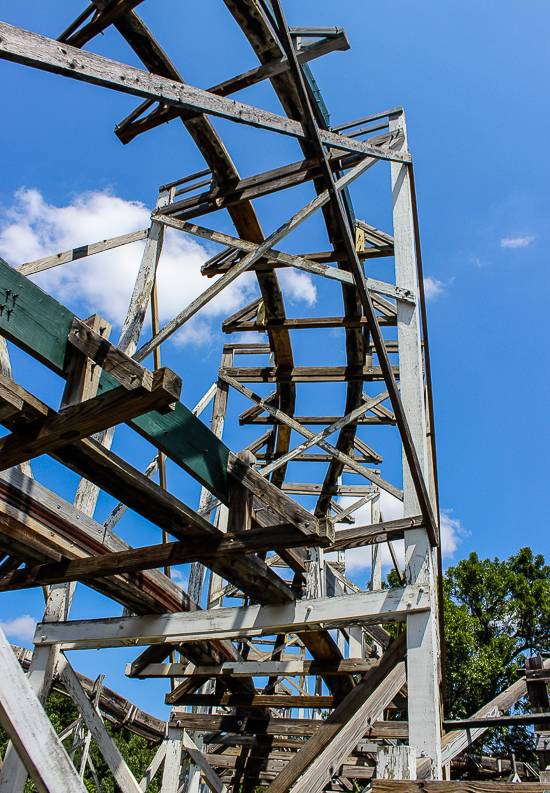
<box><xmin>0</xmin><ymin>257</ymin><xmax>229</xmax><ymax>501</ymax></box>
<box><xmin>0</xmin><ymin>257</ymin><xmax>74</xmax><ymax>374</ymax></box>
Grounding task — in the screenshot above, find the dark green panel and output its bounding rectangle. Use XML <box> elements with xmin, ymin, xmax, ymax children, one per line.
<box><xmin>131</xmin><ymin>401</ymin><xmax>229</xmax><ymax>503</ymax></box>
<box><xmin>0</xmin><ymin>256</ymin><xmax>229</xmax><ymax>501</ymax></box>
<box><xmin>0</xmin><ymin>257</ymin><xmax>74</xmax><ymax>374</ymax></box>
<box><xmin>97</xmin><ymin>372</ymin><xmax>229</xmax><ymax>503</ymax></box>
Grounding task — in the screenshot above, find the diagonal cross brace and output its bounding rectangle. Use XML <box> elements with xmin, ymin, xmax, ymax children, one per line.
<box><xmin>220</xmin><ymin>374</ymin><xmax>403</xmax><ymax>501</ymax></box>
<box><xmin>267</xmin><ymin>0</ymin><xmax>438</xmax><ymax>545</ymax></box>
<box><xmin>260</xmin><ymin>390</ymin><xmax>389</xmax><ymax>476</ymax></box>
<box><xmin>134</xmin><ymin>155</ymin><xmax>377</xmax><ymax>362</ymax></box>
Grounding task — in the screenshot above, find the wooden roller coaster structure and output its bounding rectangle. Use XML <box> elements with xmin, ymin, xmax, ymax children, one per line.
<box><xmin>0</xmin><ymin>3</ymin><xmax>547</xmax><ymax>793</ymax></box>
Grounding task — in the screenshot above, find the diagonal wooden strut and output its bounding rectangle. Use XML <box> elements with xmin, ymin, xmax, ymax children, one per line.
<box><xmin>267</xmin><ymin>0</ymin><xmax>438</xmax><ymax>545</ymax></box>
<box><xmin>220</xmin><ymin>374</ymin><xmax>403</xmax><ymax>501</ymax></box>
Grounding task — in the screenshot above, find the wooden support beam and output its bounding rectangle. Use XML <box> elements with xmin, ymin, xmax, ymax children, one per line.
<box><xmin>168</xmin><ymin>712</ymin><xmax>407</xmax><ymax>738</ymax></box>
<box><xmin>155</xmin><ymin>213</ymin><xmax>410</xmax><ymax>303</ymax></box>
<box><xmin>0</xmin><ymin>626</ymin><xmax>88</xmax><ymax>793</ymax></box>
<box><xmin>135</xmin><ymin>156</ymin><xmax>378</xmax><ymax>362</ymax></box>
<box><xmin>33</xmin><ymin>586</ymin><xmax>429</xmax><ymax>650</ymax></box>
<box><xmin>0</xmin><ymin>255</ymin><xmax>231</xmax><ymax>501</ymax></box>
<box><xmin>0</xmin><ymin>525</ymin><xmax>312</xmax><ymax>592</ymax></box>
<box><xmin>223</xmin><ymin>316</ymin><xmax>396</xmax><ymax>333</ymax></box>
<box><xmin>437</xmin><ymin>671</ymin><xmax>535</xmax><ymax>771</ymax></box>
<box><xmin>168</xmin><ymin>692</ymin><xmax>337</xmax><ymax>709</ymax></box>
<box><xmin>242</xmin><ymin>415</ymin><xmax>395</xmax><ymax>426</ymax></box>
<box><xmin>16</xmin><ymin>229</ymin><xmax>149</xmax><ymax>276</ymax></box>
<box><xmin>0</xmin><ymin>368</ymin><xmax>180</xmax><ymax>470</ymax></box>
<box><xmin>371</xmin><ymin>784</ymin><xmax>550</xmax><ymax>793</ymax></box>
<box><xmin>61</xmin><ymin>0</ymin><xmax>147</xmax><ymax>48</ymax></box>
<box><xmin>56</xmin><ymin>654</ymin><xmax>142</xmax><ymax>793</ymax></box>
<box><xmin>116</xmin><ymin>32</ymin><xmax>350</xmax><ymax>144</ymax></box>
<box><xmin>328</xmin><ymin>516</ymin><xmax>425</xmax><ymax>553</ymax></box>
<box><xmin>222</xmin><ymin>375</ymin><xmax>403</xmax><ymax>501</ymax></box>
<box><xmin>67</xmin><ymin>316</ymin><xmax>157</xmax><ymax>391</ymax></box>
<box><xmin>220</xmin><ymin>365</ymin><xmax>396</xmax><ymax>382</ymax></box>
<box><xmin>259</xmin><ymin>391</ymin><xmax>388</xmax><ymax>476</ymax></box>
<box><xmin>262</xmin><ymin>632</ymin><xmax>407</xmax><ymax>793</ymax></box>
<box><xmin>181</xmin><ymin>731</ymin><xmax>228</xmax><ymax>793</ymax></box>
<box><xmin>129</xmin><ymin>657</ymin><xmax>375</xmax><ymax>679</ymax></box>
<box><xmin>0</xmin><ymin>23</ymin><xmax>411</xmax><ymax>162</ymax></box>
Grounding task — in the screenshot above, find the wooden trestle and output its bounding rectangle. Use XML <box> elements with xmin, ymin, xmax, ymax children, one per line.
<box><xmin>0</xmin><ymin>3</ymin><xmax>541</xmax><ymax>793</ymax></box>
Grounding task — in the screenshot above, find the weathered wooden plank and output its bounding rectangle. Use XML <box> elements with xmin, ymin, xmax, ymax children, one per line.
<box><xmin>0</xmin><ymin>626</ymin><xmax>88</xmax><ymax>793</ymax></box>
<box><xmin>224</xmin><ymin>316</ymin><xmax>396</xmax><ymax>333</ymax></box>
<box><xmin>0</xmin><ymin>22</ymin><xmax>411</xmax><ymax>162</ymax></box>
<box><xmin>0</xmin><ymin>525</ymin><xmax>311</xmax><ymax>592</ymax></box>
<box><xmin>168</xmin><ymin>712</ymin><xmax>406</xmax><ymax>738</ymax></box>
<box><xmin>33</xmin><ymin>586</ymin><xmax>429</xmax><ymax>650</ymax></box>
<box><xmin>372</xmin><ymin>784</ymin><xmax>550</xmax><ymax>793</ymax></box>
<box><xmin>220</xmin><ymin>365</ymin><xmax>396</xmax><ymax>382</ymax></box>
<box><xmin>0</xmin><ymin>368</ymin><xmax>180</xmax><ymax>470</ymax></box>
<box><xmin>16</xmin><ymin>229</ymin><xmax>149</xmax><ymax>276</ymax></box>
<box><xmin>263</xmin><ymin>632</ymin><xmax>406</xmax><ymax>793</ymax></box>
<box><xmin>168</xmin><ymin>692</ymin><xmax>337</xmax><ymax>709</ymax></box>
<box><xmin>328</xmin><ymin>516</ymin><xmax>424</xmax><ymax>553</ymax></box>
<box><xmin>130</xmin><ymin>657</ymin><xmax>375</xmax><ymax>679</ymax></box>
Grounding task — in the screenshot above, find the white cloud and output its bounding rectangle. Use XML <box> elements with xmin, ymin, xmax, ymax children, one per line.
<box><xmin>278</xmin><ymin>268</ymin><xmax>317</xmax><ymax>306</ymax></box>
<box><xmin>500</xmin><ymin>235</ymin><xmax>535</xmax><ymax>249</ymax></box>
<box><xmin>337</xmin><ymin>493</ymin><xmax>464</xmax><ymax>575</ymax></box>
<box><xmin>423</xmin><ymin>276</ymin><xmax>445</xmax><ymax>301</ymax></box>
<box><xmin>0</xmin><ymin>614</ymin><xmax>36</xmax><ymax>642</ymax></box>
<box><xmin>0</xmin><ymin>189</ymin><xmax>315</xmax><ymax>347</ymax></box>
<box><xmin>439</xmin><ymin>509</ymin><xmax>467</xmax><ymax>558</ymax></box>
<box><xmin>170</xmin><ymin>568</ymin><xmax>188</xmax><ymax>589</ymax></box>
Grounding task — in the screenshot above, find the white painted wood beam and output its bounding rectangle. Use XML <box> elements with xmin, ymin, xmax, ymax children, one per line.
<box><xmin>0</xmin><ymin>624</ymin><xmax>88</xmax><ymax>793</ymax></box>
<box><xmin>34</xmin><ymin>586</ymin><xmax>430</xmax><ymax>650</ymax></box>
<box><xmin>56</xmin><ymin>654</ymin><xmax>143</xmax><ymax>793</ymax></box>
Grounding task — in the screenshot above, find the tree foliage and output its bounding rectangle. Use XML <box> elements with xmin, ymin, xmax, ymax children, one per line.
<box><xmin>444</xmin><ymin>547</ymin><xmax>550</xmax><ymax>759</ymax></box>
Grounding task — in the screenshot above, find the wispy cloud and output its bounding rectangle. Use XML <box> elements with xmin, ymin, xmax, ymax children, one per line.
<box><xmin>170</xmin><ymin>568</ymin><xmax>188</xmax><ymax>590</ymax></box>
<box><xmin>340</xmin><ymin>493</ymin><xmax>465</xmax><ymax>574</ymax></box>
<box><xmin>423</xmin><ymin>276</ymin><xmax>446</xmax><ymax>301</ymax></box>
<box><xmin>0</xmin><ymin>188</ymin><xmax>316</xmax><ymax>347</ymax></box>
<box><xmin>0</xmin><ymin>614</ymin><xmax>36</xmax><ymax>642</ymax></box>
<box><xmin>500</xmin><ymin>235</ymin><xmax>535</xmax><ymax>249</ymax></box>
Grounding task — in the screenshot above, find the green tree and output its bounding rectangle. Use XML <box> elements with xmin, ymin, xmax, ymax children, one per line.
<box><xmin>444</xmin><ymin>547</ymin><xmax>550</xmax><ymax>760</ymax></box>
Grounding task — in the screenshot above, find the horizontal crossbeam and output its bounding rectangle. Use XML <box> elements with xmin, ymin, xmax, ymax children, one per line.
<box><xmin>0</xmin><ymin>368</ymin><xmax>180</xmax><ymax>470</ymax></box>
<box><xmin>0</xmin><ymin>22</ymin><xmax>411</xmax><ymax>162</ymax></box>
<box><xmin>33</xmin><ymin>585</ymin><xmax>430</xmax><ymax>649</ymax></box>
<box><xmin>0</xmin><ymin>525</ymin><xmax>310</xmax><ymax>592</ymax></box>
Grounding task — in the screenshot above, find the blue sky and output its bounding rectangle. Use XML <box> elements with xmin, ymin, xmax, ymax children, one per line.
<box><xmin>0</xmin><ymin>1</ymin><xmax>548</xmax><ymax>716</ymax></box>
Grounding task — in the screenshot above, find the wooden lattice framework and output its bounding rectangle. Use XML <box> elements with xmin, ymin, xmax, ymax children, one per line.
<box><xmin>0</xmin><ymin>4</ymin><xmax>547</xmax><ymax>793</ymax></box>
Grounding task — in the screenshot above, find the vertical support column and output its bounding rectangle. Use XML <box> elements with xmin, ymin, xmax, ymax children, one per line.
<box><xmin>525</xmin><ymin>656</ymin><xmax>550</xmax><ymax>781</ymax></box>
<box><xmin>161</xmin><ymin>727</ymin><xmax>184</xmax><ymax>793</ymax></box>
<box><xmin>390</xmin><ymin>111</ymin><xmax>442</xmax><ymax>778</ymax></box>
